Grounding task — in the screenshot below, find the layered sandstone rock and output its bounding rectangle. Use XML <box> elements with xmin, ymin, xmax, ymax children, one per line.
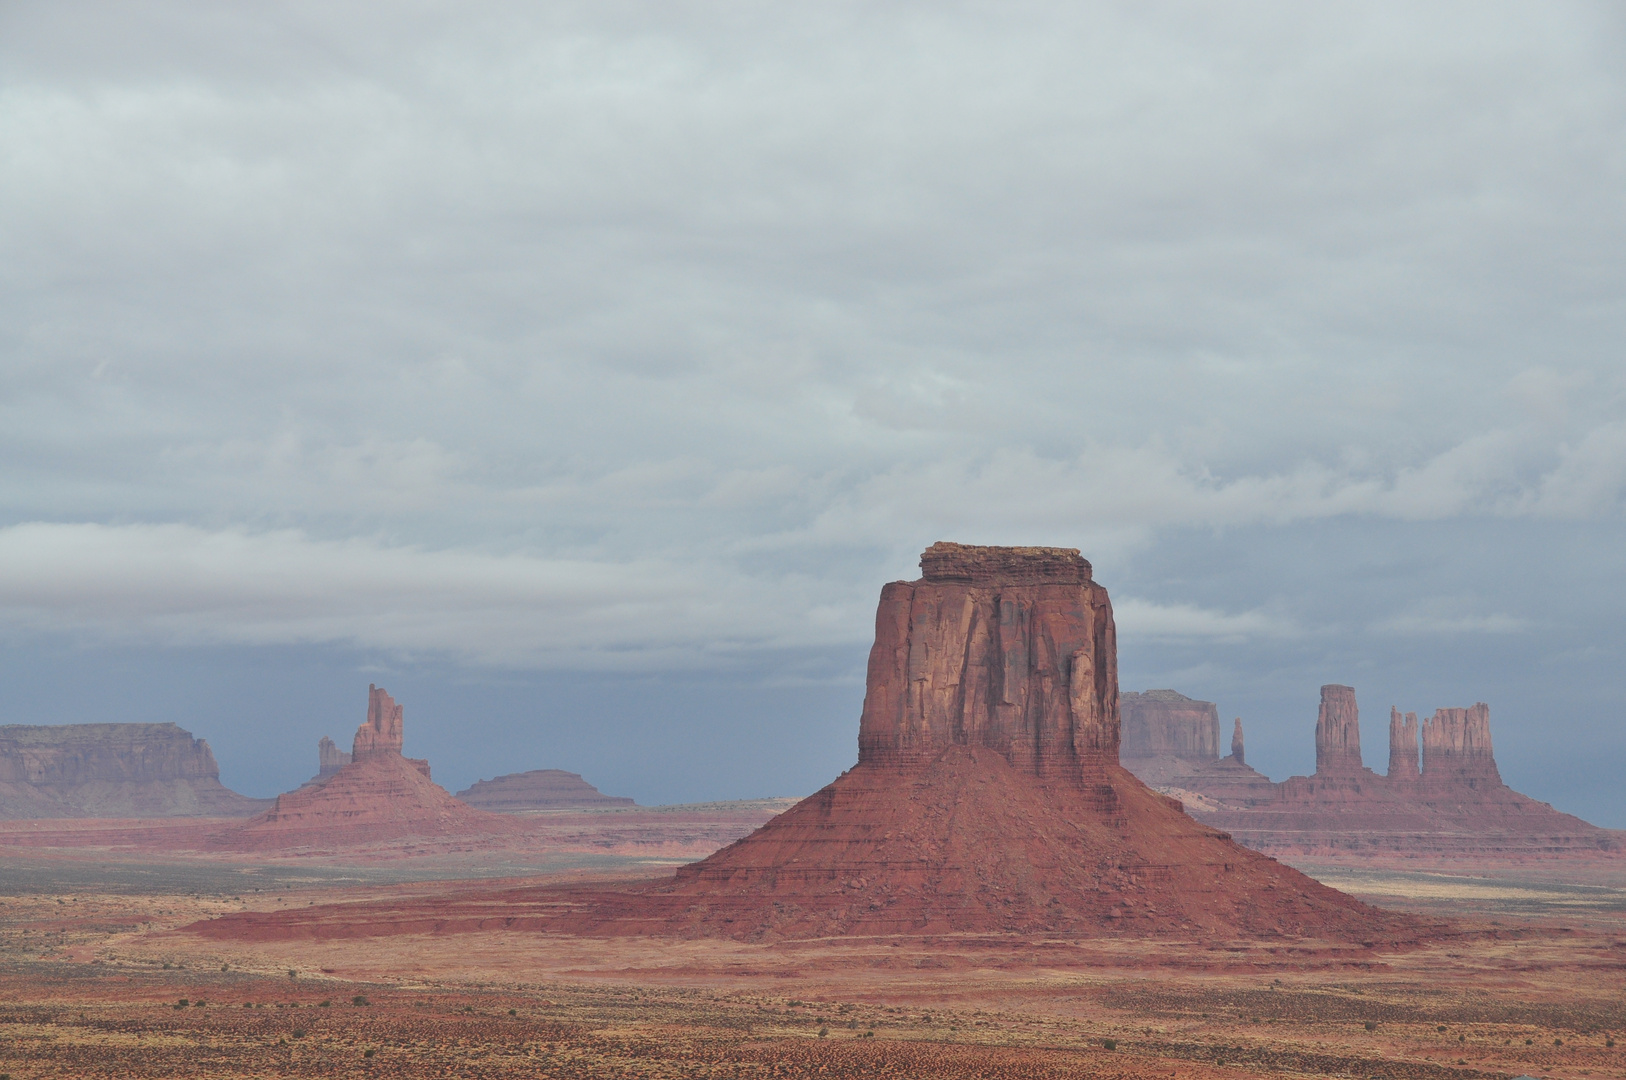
<box><xmin>1314</xmin><ymin>685</ymin><xmax>1365</xmax><ymax>776</ymax></box>
<box><xmin>455</xmin><ymin>769</ymin><xmax>635</xmax><ymax>812</ymax></box>
<box><xmin>212</xmin><ymin>686</ymin><xmax>511</xmax><ymax>851</ymax></box>
<box><xmin>1387</xmin><ymin>709</ymin><xmax>1420</xmax><ymax>783</ymax></box>
<box><xmin>539</xmin><ymin>543</ymin><xmax>1415</xmax><ymax>942</ymax></box>
<box><xmin>353</xmin><ymin>685</ymin><xmax>404</xmax><ymax>760</ymax></box>
<box><xmin>1119</xmin><ymin>691</ymin><xmax>1274</xmax><ymax>800</ymax></box>
<box><xmin>1120</xmin><ymin>690</ymin><xmax>1219</xmax><ymax>767</ymax></box>
<box><xmin>0</xmin><ymin>723</ymin><xmax>266</xmax><ymax>819</ymax></box>
<box><xmin>1143</xmin><ymin>686</ymin><xmax>1618</xmax><ymax>863</ymax></box>
<box><xmin>857</xmin><ymin>542</ymin><xmax>1117</xmax><ymax>773</ymax></box>
<box><xmin>316</xmin><ymin>736</ymin><xmax>350</xmax><ymax>779</ymax></box>
<box><xmin>1421</xmin><ymin>704</ymin><xmax>1501</xmax><ymax>789</ymax></box>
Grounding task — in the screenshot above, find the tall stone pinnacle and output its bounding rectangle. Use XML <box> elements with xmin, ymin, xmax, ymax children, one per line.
<box><xmin>352</xmin><ymin>684</ymin><xmax>405</xmax><ymax>761</ymax></box>
<box><xmin>1230</xmin><ymin>718</ymin><xmax>1245</xmax><ymax>765</ymax></box>
<box><xmin>1314</xmin><ymin>684</ymin><xmax>1363</xmax><ymax>775</ymax></box>
<box><xmin>1387</xmin><ymin>707</ymin><xmax>1420</xmax><ymax>781</ymax></box>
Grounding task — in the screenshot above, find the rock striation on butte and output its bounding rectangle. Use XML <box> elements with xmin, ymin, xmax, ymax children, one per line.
<box><xmin>455</xmin><ymin>770</ymin><xmax>635</xmax><ymax>812</ymax></box>
<box><xmin>1122</xmin><ymin>686</ymin><xmax>1618</xmax><ymax>863</ymax></box>
<box><xmin>0</xmin><ymin>723</ymin><xmax>266</xmax><ymax>819</ymax></box>
<box><xmin>212</xmin><ymin>686</ymin><xmax>513</xmax><ymax>851</ymax></box>
<box><xmin>536</xmin><ymin>543</ymin><xmax>1416</xmax><ymax>942</ymax></box>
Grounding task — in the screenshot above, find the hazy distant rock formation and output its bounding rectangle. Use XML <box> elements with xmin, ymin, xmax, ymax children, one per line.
<box><xmin>1120</xmin><ymin>690</ymin><xmax>1218</xmax><ymax>772</ymax></box>
<box><xmin>0</xmin><ymin>723</ymin><xmax>266</xmax><ymax>819</ymax></box>
<box><xmin>353</xmin><ymin>684</ymin><xmax>403</xmax><ymax>760</ymax></box>
<box><xmin>1118</xmin><ymin>690</ymin><xmax>1275</xmax><ymax>803</ymax></box>
<box><xmin>455</xmin><ymin>769</ymin><xmax>634</xmax><ymax>812</ymax></box>
<box><xmin>316</xmin><ymin>736</ymin><xmax>350</xmax><ymax>779</ymax></box>
<box><xmin>212</xmin><ymin>686</ymin><xmax>512</xmax><ymax>851</ymax></box>
<box><xmin>1122</xmin><ymin>685</ymin><xmax>1618</xmax><ymax>862</ymax></box>
<box><xmin>540</xmin><ymin>543</ymin><xmax>1413</xmax><ymax>942</ymax></box>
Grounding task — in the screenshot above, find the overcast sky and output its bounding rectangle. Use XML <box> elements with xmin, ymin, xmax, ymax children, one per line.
<box><xmin>3</xmin><ymin>2</ymin><xmax>1624</xmax><ymax>823</ymax></box>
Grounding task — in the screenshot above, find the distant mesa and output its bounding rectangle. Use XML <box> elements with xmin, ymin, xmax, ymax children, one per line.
<box><xmin>456</xmin><ymin>770</ymin><xmax>635</xmax><ymax>812</ymax></box>
<box><xmin>1121</xmin><ymin>685</ymin><xmax>1618</xmax><ymax>861</ymax></box>
<box><xmin>212</xmin><ymin>685</ymin><xmax>514</xmax><ymax>851</ymax></box>
<box><xmin>0</xmin><ymin>722</ymin><xmax>267</xmax><ymax>819</ymax></box>
<box><xmin>535</xmin><ymin>542</ymin><xmax>1420</xmax><ymax>941</ymax></box>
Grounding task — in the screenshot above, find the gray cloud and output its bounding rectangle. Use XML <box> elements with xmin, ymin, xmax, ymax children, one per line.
<box><xmin>1</xmin><ymin>1</ymin><xmax>1623</xmax><ymax>816</ymax></box>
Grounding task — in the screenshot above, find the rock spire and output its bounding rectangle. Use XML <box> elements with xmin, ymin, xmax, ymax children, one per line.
<box><xmin>1314</xmin><ymin>684</ymin><xmax>1363</xmax><ymax>775</ymax></box>
<box><xmin>353</xmin><ymin>684</ymin><xmax>405</xmax><ymax>761</ymax></box>
<box><xmin>1230</xmin><ymin>718</ymin><xmax>1245</xmax><ymax>765</ymax></box>
<box><xmin>1387</xmin><ymin>708</ymin><xmax>1420</xmax><ymax>782</ymax></box>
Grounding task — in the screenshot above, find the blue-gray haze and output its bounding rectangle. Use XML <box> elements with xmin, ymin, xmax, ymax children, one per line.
<box><xmin>2</xmin><ymin>3</ymin><xmax>1623</xmax><ymax>824</ymax></box>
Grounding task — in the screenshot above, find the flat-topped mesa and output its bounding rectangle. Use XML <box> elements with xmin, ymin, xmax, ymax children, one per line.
<box><xmin>1314</xmin><ymin>684</ymin><xmax>1364</xmax><ymax>776</ymax></box>
<box><xmin>1231</xmin><ymin>718</ymin><xmax>1245</xmax><ymax>765</ymax></box>
<box><xmin>1121</xmin><ymin>690</ymin><xmax>1220</xmax><ymax>763</ymax></box>
<box><xmin>317</xmin><ymin>736</ymin><xmax>351</xmax><ymax>779</ymax></box>
<box><xmin>857</xmin><ymin>542</ymin><xmax>1117</xmax><ymax>777</ymax></box>
<box><xmin>352</xmin><ymin>684</ymin><xmax>404</xmax><ymax>761</ymax></box>
<box><xmin>1387</xmin><ymin>708</ymin><xmax>1420</xmax><ymax>782</ymax></box>
<box><xmin>0</xmin><ymin>722</ymin><xmax>266</xmax><ymax>818</ymax></box>
<box><xmin>1422</xmin><ymin>704</ymin><xmax>1501</xmax><ymax>788</ymax></box>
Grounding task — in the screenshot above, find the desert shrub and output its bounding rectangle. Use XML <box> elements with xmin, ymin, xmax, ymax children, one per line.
<box><xmin>1437</xmin><ymin>1026</ymin><xmax>1448</xmax><ymax>1033</ymax></box>
<box><xmin>318</xmin><ymin>1000</ymin><xmax>331</xmax><ymax>1008</ymax></box>
<box><xmin>354</xmin><ymin>996</ymin><xmax>370</xmax><ymax>1006</ymax></box>
<box><xmin>292</xmin><ymin>1029</ymin><xmax>306</xmax><ymax>1039</ymax></box>
<box><xmin>1102</xmin><ymin>1038</ymin><xmax>1117</xmax><ymax>1050</ymax></box>
<box><xmin>1364</xmin><ymin>1022</ymin><xmax>1377</xmax><ymax>1031</ymax></box>
<box><xmin>364</xmin><ymin>1049</ymin><xmax>376</xmax><ymax>1058</ymax></box>
<box><xmin>818</xmin><ymin>1028</ymin><xmax>828</xmax><ymax>1037</ymax></box>
<box><xmin>508</xmin><ymin>1008</ymin><xmax>516</xmax><ymax>1016</ymax></box>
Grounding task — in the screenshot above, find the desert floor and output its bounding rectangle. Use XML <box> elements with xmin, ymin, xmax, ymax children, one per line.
<box><xmin>2</xmin><ymin>847</ymin><xmax>1624</xmax><ymax>1079</ymax></box>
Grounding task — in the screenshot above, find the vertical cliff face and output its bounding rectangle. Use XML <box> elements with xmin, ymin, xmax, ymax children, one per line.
<box><xmin>1422</xmin><ymin>704</ymin><xmax>1501</xmax><ymax>788</ymax></box>
<box><xmin>1231</xmin><ymin>718</ymin><xmax>1245</xmax><ymax>765</ymax></box>
<box><xmin>1387</xmin><ymin>709</ymin><xmax>1420</xmax><ymax>782</ymax></box>
<box><xmin>352</xmin><ymin>685</ymin><xmax>404</xmax><ymax>761</ymax></box>
<box><xmin>1314</xmin><ymin>685</ymin><xmax>1364</xmax><ymax>776</ymax></box>
<box><xmin>317</xmin><ymin>736</ymin><xmax>351</xmax><ymax>779</ymax></box>
<box><xmin>1120</xmin><ymin>690</ymin><xmax>1220</xmax><ymax>761</ymax></box>
<box><xmin>857</xmin><ymin>543</ymin><xmax>1118</xmax><ymax>776</ymax></box>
